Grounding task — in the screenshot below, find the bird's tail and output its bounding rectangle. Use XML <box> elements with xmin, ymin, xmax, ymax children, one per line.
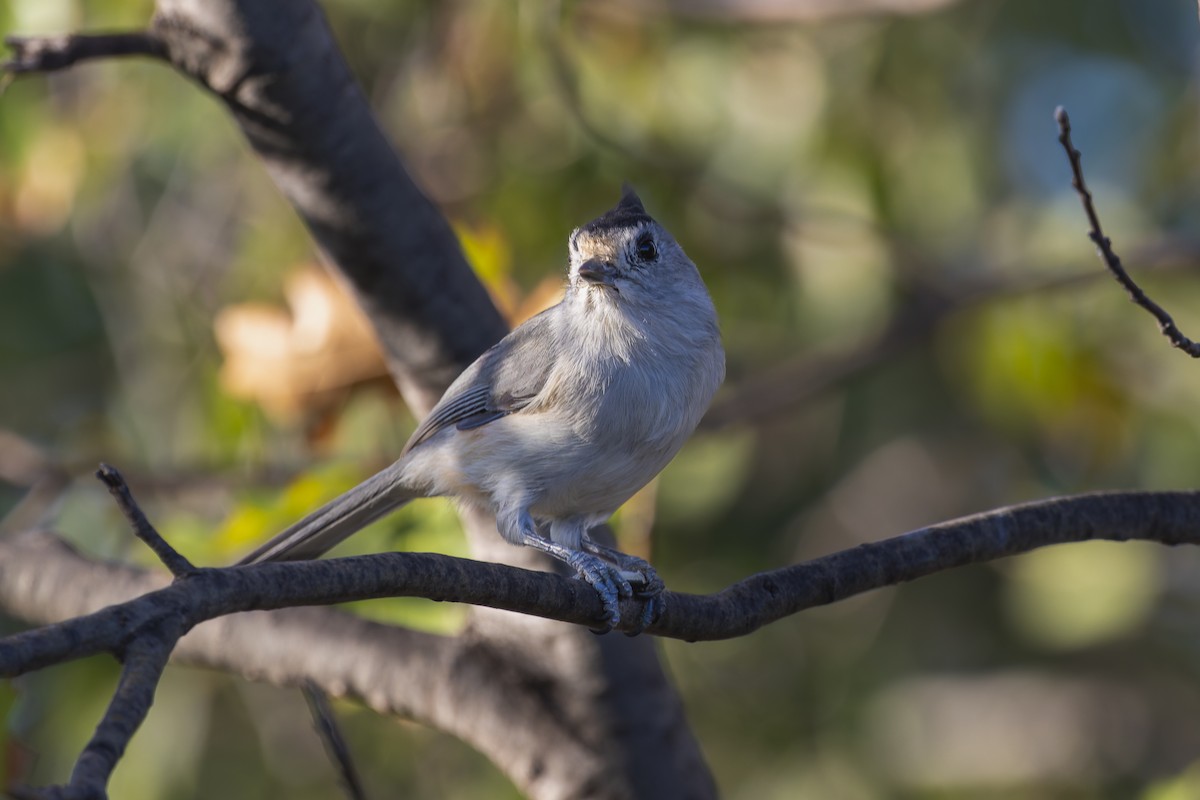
<box><xmin>236</xmin><ymin>460</ymin><xmax>417</xmax><ymax>564</ymax></box>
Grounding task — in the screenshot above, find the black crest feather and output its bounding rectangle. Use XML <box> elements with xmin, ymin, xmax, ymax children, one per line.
<box><xmin>581</xmin><ymin>185</ymin><xmax>652</xmax><ymax>234</ymax></box>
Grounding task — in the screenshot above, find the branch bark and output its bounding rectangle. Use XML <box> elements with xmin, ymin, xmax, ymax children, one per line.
<box><xmin>2</xmin><ymin>32</ymin><xmax>165</xmax><ymax>73</ymax></box>
<box><xmin>2</xmin><ymin>2</ymin><xmax>711</xmax><ymax>796</ymax></box>
<box><xmin>2</xmin><ymin>491</ymin><xmax>1200</xmax><ymax>796</ymax></box>
<box><xmin>150</xmin><ymin>0</ymin><xmax>508</xmax><ymax>411</ymax></box>
<box><xmin>13</xmin><ymin>5</ymin><xmax>1195</xmax><ymax>800</ymax></box>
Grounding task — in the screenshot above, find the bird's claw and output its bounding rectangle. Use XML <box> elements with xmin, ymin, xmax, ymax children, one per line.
<box><xmin>592</xmin><ymin>550</ymin><xmax>665</xmax><ymax>635</ymax></box>
<box><xmin>564</xmin><ymin>550</ymin><xmax>630</xmax><ymax>632</ymax></box>
<box><xmin>613</xmin><ymin>561</ymin><xmax>665</xmax><ymax>634</ymax></box>
<box><xmin>526</xmin><ymin>532</ymin><xmax>666</xmax><ymax>633</ymax></box>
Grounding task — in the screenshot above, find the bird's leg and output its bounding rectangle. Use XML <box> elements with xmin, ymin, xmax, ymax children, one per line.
<box><xmin>521</xmin><ymin>532</ymin><xmax>632</xmax><ymax>631</ymax></box>
<box><xmin>583</xmin><ymin>540</ymin><xmax>664</xmax><ymax>593</ymax></box>
<box><xmin>498</xmin><ymin>508</ymin><xmax>630</xmax><ymax>630</ymax></box>
<box><xmin>582</xmin><ymin>537</ymin><xmax>666</xmax><ymax>634</ymax></box>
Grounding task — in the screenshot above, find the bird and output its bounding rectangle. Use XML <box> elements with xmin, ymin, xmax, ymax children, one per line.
<box><xmin>238</xmin><ymin>187</ymin><xmax>725</xmax><ymax>630</ymax></box>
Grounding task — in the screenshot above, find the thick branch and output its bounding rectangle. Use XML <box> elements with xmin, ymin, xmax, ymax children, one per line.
<box><xmin>2</xmin><ymin>3</ymin><xmax>710</xmax><ymax>794</ymax></box>
<box><xmin>2</xmin><ymin>490</ymin><xmax>1198</xmax><ymax>796</ymax></box>
<box><xmin>150</xmin><ymin>0</ymin><xmax>507</xmax><ymax>412</ymax></box>
<box><xmin>0</xmin><ymin>532</ymin><xmax>637</xmax><ymax>799</ymax></box>
<box><xmin>3</xmin><ymin>491</ymin><xmax>1197</xmax><ymax>653</ymax></box>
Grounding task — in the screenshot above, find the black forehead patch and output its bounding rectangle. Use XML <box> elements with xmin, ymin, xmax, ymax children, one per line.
<box><xmin>580</xmin><ymin>187</ymin><xmax>652</xmax><ymax>235</ymax></box>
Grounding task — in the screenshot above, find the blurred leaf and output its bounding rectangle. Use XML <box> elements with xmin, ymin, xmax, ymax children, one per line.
<box><xmin>454</xmin><ymin>220</ymin><xmax>524</xmax><ymax>320</ymax></box>
<box><xmin>1144</xmin><ymin>761</ymin><xmax>1200</xmax><ymax>800</ymax></box>
<box><xmin>1003</xmin><ymin>541</ymin><xmax>1160</xmax><ymax>650</ymax></box>
<box><xmin>210</xmin><ymin>464</ymin><xmax>364</xmax><ymax>560</ymax></box>
<box><xmin>656</xmin><ymin>431</ymin><xmax>754</xmax><ymax>528</ymax></box>
<box><xmin>455</xmin><ymin>220</ymin><xmax>513</xmax><ymax>286</ymax></box>
<box><xmin>948</xmin><ymin>299</ymin><xmax>1132</xmax><ymax>468</ymax></box>
<box><xmin>341</xmin><ymin>499</ymin><xmax>469</xmax><ymax>634</ymax></box>
<box><xmin>215</xmin><ymin>268</ymin><xmax>388</xmax><ymax>422</ymax></box>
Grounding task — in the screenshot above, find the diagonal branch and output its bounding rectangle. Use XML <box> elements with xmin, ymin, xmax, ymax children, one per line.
<box><xmin>2</xmin><ymin>1</ymin><xmax>705</xmax><ymax>796</ymax></box>
<box><xmin>3</xmin><ymin>31</ymin><xmax>166</xmax><ymax>73</ymax></box>
<box><xmin>1055</xmin><ymin>105</ymin><xmax>1200</xmax><ymax>357</ymax></box>
<box><xmin>303</xmin><ymin>682</ymin><xmax>368</xmax><ymax>800</ymax></box>
<box><xmin>2</xmin><ymin>5</ymin><xmax>708</xmax><ymax>794</ymax></box>
<box><xmin>65</xmin><ymin>639</ymin><xmax>175</xmax><ymax>797</ymax></box>
<box><xmin>95</xmin><ymin>464</ymin><xmax>195</xmax><ymax>577</ymax></box>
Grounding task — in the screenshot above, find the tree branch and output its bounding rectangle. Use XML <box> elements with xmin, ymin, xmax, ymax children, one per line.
<box><xmin>0</xmin><ymin>531</ymin><xmax>633</xmax><ymax>799</ymax></box>
<box><xmin>149</xmin><ymin>0</ymin><xmax>508</xmax><ymax>413</ymax></box>
<box><xmin>2</xmin><ymin>4</ymin><xmax>713</xmax><ymax>793</ymax></box>
<box><xmin>1056</xmin><ymin>105</ymin><xmax>1200</xmax><ymax>357</ymax></box>
<box><xmin>1</xmin><ymin>487</ymin><xmax>1196</xmax><ymax>669</ymax></box>
<box><xmin>2</xmin><ymin>32</ymin><xmax>166</xmax><ymax>73</ymax></box>
<box><xmin>703</xmin><ymin>242</ymin><xmax>1200</xmax><ymax>431</ymax></box>
<box><xmin>302</xmin><ymin>682</ymin><xmax>368</xmax><ymax>800</ymax></box>
<box><xmin>94</xmin><ymin>464</ymin><xmax>194</xmax><ymax>578</ymax></box>
<box><xmin>66</xmin><ymin>640</ymin><xmax>174</xmax><ymax>799</ymax></box>
<box><xmin>2</xmin><ymin>478</ymin><xmax>1197</xmax><ymax>797</ymax></box>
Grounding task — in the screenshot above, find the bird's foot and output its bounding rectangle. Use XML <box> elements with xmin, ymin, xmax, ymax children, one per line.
<box><xmin>560</xmin><ymin>549</ymin><xmax>633</xmax><ymax>633</ymax></box>
<box><xmin>584</xmin><ymin>543</ymin><xmax>666</xmax><ymax>635</ymax></box>
<box><xmin>519</xmin><ymin>533</ymin><xmax>631</xmax><ymax>631</ymax></box>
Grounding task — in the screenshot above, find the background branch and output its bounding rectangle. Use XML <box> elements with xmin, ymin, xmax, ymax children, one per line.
<box><xmin>2</xmin><ymin>32</ymin><xmax>165</xmax><ymax>73</ymax></box>
<box><xmin>1</xmin><ymin>4</ymin><xmax>712</xmax><ymax>797</ymax></box>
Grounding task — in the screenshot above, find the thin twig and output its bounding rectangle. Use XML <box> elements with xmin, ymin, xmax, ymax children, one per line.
<box><xmin>95</xmin><ymin>463</ymin><xmax>195</xmax><ymax>577</ymax></box>
<box><xmin>1055</xmin><ymin>105</ymin><xmax>1200</xmax><ymax>357</ymax></box>
<box><xmin>2</xmin><ymin>32</ymin><xmax>166</xmax><ymax>74</ymax></box>
<box><xmin>304</xmin><ymin>682</ymin><xmax>370</xmax><ymax>800</ymax></box>
<box><xmin>66</xmin><ymin>640</ymin><xmax>175</xmax><ymax>794</ymax></box>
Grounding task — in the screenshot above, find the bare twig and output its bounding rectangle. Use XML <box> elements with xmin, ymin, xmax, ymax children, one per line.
<box><xmin>63</xmin><ymin>640</ymin><xmax>175</xmax><ymax>798</ymax></box>
<box><xmin>1055</xmin><ymin>105</ymin><xmax>1200</xmax><ymax>357</ymax></box>
<box><xmin>95</xmin><ymin>463</ymin><xmax>195</xmax><ymax>577</ymax></box>
<box><xmin>2</xmin><ymin>32</ymin><xmax>166</xmax><ymax>74</ymax></box>
<box><xmin>304</xmin><ymin>682</ymin><xmax>369</xmax><ymax>800</ymax></box>
<box><xmin>92</xmin><ymin>461</ymin><xmax>357</xmax><ymax>794</ymax></box>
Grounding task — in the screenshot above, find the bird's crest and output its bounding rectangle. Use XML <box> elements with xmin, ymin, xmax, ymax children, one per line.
<box><xmin>581</xmin><ymin>185</ymin><xmax>652</xmax><ymax>234</ymax></box>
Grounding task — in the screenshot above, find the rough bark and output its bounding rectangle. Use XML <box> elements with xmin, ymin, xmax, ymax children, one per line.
<box><xmin>5</xmin><ymin>1</ymin><xmax>715</xmax><ymax>797</ymax></box>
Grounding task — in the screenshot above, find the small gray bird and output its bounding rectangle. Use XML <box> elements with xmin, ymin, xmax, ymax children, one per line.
<box><xmin>239</xmin><ymin>188</ymin><xmax>725</xmax><ymax>629</ymax></box>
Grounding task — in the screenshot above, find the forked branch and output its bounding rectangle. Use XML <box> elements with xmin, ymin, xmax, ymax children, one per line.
<box><xmin>3</xmin><ymin>485</ymin><xmax>1200</xmax><ymax>796</ymax></box>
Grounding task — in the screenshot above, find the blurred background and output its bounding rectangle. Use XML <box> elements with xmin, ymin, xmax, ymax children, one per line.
<box><xmin>3</xmin><ymin>0</ymin><xmax>1200</xmax><ymax>797</ymax></box>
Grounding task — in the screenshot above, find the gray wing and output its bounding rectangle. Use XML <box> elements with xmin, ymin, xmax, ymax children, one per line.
<box><xmin>403</xmin><ymin>306</ymin><xmax>560</xmax><ymax>453</ymax></box>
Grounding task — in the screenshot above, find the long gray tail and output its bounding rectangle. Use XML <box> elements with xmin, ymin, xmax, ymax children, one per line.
<box><xmin>237</xmin><ymin>460</ymin><xmax>417</xmax><ymax>564</ymax></box>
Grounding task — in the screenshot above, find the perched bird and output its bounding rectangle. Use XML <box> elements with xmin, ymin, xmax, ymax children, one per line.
<box><xmin>239</xmin><ymin>188</ymin><xmax>725</xmax><ymax>629</ymax></box>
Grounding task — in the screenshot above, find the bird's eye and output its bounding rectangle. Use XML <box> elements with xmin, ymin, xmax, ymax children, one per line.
<box><xmin>635</xmin><ymin>233</ymin><xmax>657</xmax><ymax>262</ymax></box>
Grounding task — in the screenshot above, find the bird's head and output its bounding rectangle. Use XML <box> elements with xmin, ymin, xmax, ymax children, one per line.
<box><xmin>567</xmin><ymin>187</ymin><xmax>705</xmax><ymax>310</ymax></box>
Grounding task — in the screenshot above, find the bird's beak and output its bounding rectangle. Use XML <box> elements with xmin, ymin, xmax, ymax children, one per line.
<box><xmin>578</xmin><ymin>259</ymin><xmax>618</xmax><ymax>288</ymax></box>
